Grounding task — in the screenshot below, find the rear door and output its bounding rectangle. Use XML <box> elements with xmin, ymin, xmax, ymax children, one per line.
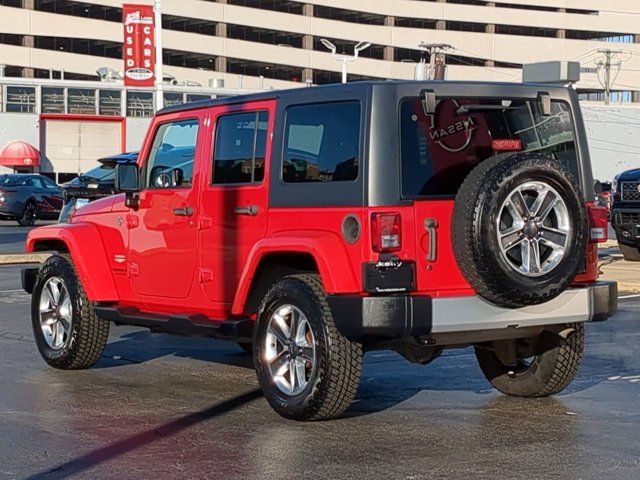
<box><xmin>198</xmin><ymin>100</ymin><xmax>275</xmax><ymax>308</ymax></box>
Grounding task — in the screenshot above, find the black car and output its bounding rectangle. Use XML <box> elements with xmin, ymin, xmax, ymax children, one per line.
<box><xmin>611</xmin><ymin>168</ymin><xmax>640</xmax><ymax>261</ymax></box>
<box><xmin>59</xmin><ymin>152</ymin><xmax>138</xmax><ymax>222</ymax></box>
<box><xmin>0</xmin><ymin>174</ymin><xmax>63</xmax><ymax>226</ymax></box>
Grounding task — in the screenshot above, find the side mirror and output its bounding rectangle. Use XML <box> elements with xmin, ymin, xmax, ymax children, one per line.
<box><xmin>115</xmin><ymin>164</ymin><xmax>140</xmax><ymax>193</ymax></box>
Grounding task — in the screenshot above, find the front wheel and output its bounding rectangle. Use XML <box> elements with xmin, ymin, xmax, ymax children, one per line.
<box><xmin>31</xmin><ymin>254</ymin><xmax>110</xmax><ymax>369</ymax></box>
<box><xmin>619</xmin><ymin>243</ymin><xmax>640</xmax><ymax>262</ymax></box>
<box><xmin>475</xmin><ymin>323</ymin><xmax>584</xmax><ymax>397</ymax></box>
<box><xmin>254</xmin><ymin>274</ymin><xmax>363</xmax><ymax>421</ymax></box>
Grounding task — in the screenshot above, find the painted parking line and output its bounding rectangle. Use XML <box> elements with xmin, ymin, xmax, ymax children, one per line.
<box><xmin>619</xmin><ymin>293</ymin><xmax>640</xmax><ymax>300</ymax></box>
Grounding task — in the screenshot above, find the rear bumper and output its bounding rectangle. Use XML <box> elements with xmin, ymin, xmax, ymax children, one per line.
<box><xmin>328</xmin><ymin>281</ymin><xmax>618</xmax><ymax>340</ymax></box>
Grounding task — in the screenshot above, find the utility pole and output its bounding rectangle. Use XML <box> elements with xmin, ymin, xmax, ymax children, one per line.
<box><xmin>419</xmin><ymin>43</ymin><xmax>453</xmax><ymax>80</ymax></box>
<box><xmin>154</xmin><ymin>0</ymin><xmax>164</xmax><ymax>112</ymax></box>
<box><xmin>596</xmin><ymin>49</ymin><xmax>624</xmax><ymax>105</ymax></box>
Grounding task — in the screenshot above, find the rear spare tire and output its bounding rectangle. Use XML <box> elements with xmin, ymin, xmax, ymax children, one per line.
<box><xmin>452</xmin><ymin>152</ymin><xmax>588</xmax><ymax>308</ymax></box>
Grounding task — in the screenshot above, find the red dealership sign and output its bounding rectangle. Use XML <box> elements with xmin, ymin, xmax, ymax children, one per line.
<box><xmin>123</xmin><ymin>4</ymin><xmax>155</xmax><ymax>87</ymax></box>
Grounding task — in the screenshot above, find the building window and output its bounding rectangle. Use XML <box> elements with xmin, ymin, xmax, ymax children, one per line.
<box><xmin>186</xmin><ymin>94</ymin><xmax>211</xmax><ymax>103</ymax></box>
<box><xmin>67</xmin><ymin>88</ymin><xmax>96</xmax><ymax>114</ymax></box>
<box><xmin>164</xmin><ymin>92</ymin><xmax>184</xmax><ymax>107</ymax></box>
<box><xmin>146</xmin><ymin>119</ymin><xmax>199</xmax><ymax>188</ymax></box>
<box><xmin>127</xmin><ymin>91</ymin><xmax>154</xmax><ymax>117</ymax></box>
<box><xmin>283</xmin><ymin>102</ymin><xmax>360</xmax><ymax>183</ymax></box>
<box><xmin>99</xmin><ymin>90</ymin><xmax>122</xmax><ymax>116</ymax></box>
<box><xmin>212</xmin><ymin>111</ymin><xmax>268</xmax><ymax>184</ymax></box>
<box><xmin>5</xmin><ymin>86</ymin><xmax>36</xmax><ymax>113</ymax></box>
<box><xmin>41</xmin><ymin>87</ymin><xmax>65</xmax><ymax>114</ymax></box>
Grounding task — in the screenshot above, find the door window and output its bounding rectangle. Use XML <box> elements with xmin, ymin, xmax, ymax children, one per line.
<box><xmin>212</xmin><ymin>111</ymin><xmax>268</xmax><ymax>184</ymax></box>
<box><xmin>145</xmin><ymin>118</ymin><xmax>199</xmax><ymax>189</ymax></box>
<box><xmin>283</xmin><ymin>102</ymin><xmax>360</xmax><ymax>183</ymax></box>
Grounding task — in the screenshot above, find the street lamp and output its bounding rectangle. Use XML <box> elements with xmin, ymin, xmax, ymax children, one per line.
<box><xmin>154</xmin><ymin>0</ymin><xmax>164</xmax><ymax>112</ymax></box>
<box><xmin>320</xmin><ymin>39</ymin><xmax>371</xmax><ymax>84</ymax></box>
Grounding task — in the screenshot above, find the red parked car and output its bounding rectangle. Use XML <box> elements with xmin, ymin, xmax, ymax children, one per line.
<box><xmin>23</xmin><ymin>81</ymin><xmax>616</xmax><ymax>421</ymax></box>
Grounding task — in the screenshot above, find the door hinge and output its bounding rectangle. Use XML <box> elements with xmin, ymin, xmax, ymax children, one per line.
<box><xmin>126</xmin><ymin>214</ymin><xmax>139</xmax><ymax>229</ymax></box>
<box><xmin>199</xmin><ymin>268</ymin><xmax>213</xmax><ymax>283</ymax></box>
<box><xmin>127</xmin><ymin>262</ymin><xmax>139</xmax><ymax>278</ymax></box>
<box><xmin>424</xmin><ymin>218</ymin><xmax>438</xmax><ymax>262</ymax></box>
<box><xmin>198</xmin><ymin>215</ymin><xmax>213</xmax><ymax>230</ymax></box>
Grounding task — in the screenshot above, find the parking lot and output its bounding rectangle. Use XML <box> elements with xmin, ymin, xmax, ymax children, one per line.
<box><xmin>0</xmin><ymin>260</ymin><xmax>639</xmax><ymax>479</ymax></box>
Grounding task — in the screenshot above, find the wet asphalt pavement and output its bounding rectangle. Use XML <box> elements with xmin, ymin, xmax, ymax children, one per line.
<box><xmin>0</xmin><ymin>264</ymin><xmax>639</xmax><ymax>480</ymax></box>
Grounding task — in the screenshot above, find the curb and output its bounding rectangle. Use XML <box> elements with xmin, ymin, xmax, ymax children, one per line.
<box><xmin>0</xmin><ymin>253</ymin><xmax>50</xmax><ymax>265</ymax></box>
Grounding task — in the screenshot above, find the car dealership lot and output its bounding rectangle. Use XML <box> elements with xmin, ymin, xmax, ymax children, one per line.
<box><xmin>0</xmin><ymin>264</ymin><xmax>639</xmax><ymax>480</ymax></box>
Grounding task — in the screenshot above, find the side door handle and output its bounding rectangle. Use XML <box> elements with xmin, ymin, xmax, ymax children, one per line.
<box><xmin>173</xmin><ymin>206</ymin><xmax>194</xmax><ymax>217</ymax></box>
<box><xmin>234</xmin><ymin>205</ymin><xmax>259</xmax><ymax>216</ymax></box>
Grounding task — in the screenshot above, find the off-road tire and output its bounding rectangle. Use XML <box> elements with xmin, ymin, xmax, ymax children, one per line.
<box><xmin>619</xmin><ymin>243</ymin><xmax>640</xmax><ymax>262</ymax></box>
<box><xmin>18</xmin><ymin>201</ymin><xmax>37</xmax><ymax>227</ymax></box>
<box><xmin>452</xmin><ymin>152</ymin><xmax>588</xmax><ymax>308</ymax></box>
<box><xmin>254</xmin><ymin>274</ymin><xmax>363</xmax><ymax>421</ymax></box>
<box><xmin>475</xmin><ymin>323</ymin><xmax>584</xmax><ymax>397</ymax></box>
<box><xmin>31</xmin><ymin>254</ymin><xmax>110</xmax><ymax>369</ymax></box>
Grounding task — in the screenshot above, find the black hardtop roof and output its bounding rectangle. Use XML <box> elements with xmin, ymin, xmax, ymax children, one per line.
<box><xmin>158</xmin><ymin>80</ymin><xmax>571</xmax><ymax>116</ymax></box>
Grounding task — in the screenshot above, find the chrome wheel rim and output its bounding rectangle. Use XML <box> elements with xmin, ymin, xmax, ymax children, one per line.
<box><xmin>264</xmin><ymin>304</ymin><xmax>316</xmax><ymax>396</ymax></box>
<box><xmin>497</xmin><ymin>181</ymin><xmax>571</xmax><ymax>277</ymax></box>
<box><xmin>39</xmin><ymin>277</ymin><xmax>73</xmax><ymax>350</ymax></box>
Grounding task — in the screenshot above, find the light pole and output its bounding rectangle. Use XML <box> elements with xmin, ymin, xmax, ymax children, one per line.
<box><xmin>320</xmin><ymin>39</ymin><xmax>371</xmax><ymax>84</ymax></box>
<box><xmin>154</xmin><ymin>0</ymin><xmax>164</xmax><ymax>112</ymax></box>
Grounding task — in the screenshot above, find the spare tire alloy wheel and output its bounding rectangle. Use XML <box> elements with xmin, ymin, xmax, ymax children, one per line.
<box><xmin>498</xmin><ymin>181</ymin><xmax>570</xmax><ymax>277</ymax></box>
<box><xmin>452</xmin><ymin>153</ymin><xmax>588</xmax><ymax>308</ymax></box>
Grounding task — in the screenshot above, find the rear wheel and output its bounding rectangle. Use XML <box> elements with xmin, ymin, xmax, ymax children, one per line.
<box><xmin>475</xmin><ymin>323</ymin><xmax>584</xmax><ymax>397</ymax></box>
<box><xmin>31</xmin><ymin>254</ymin><xmax>110</xmax><ymax>369</ymax></box>
<box><xmin>18</xmin><ymin>201</ymin><xmax>37</xmax><ymax>226</ymax></box>
<box><xmin>619</xmin><ymin>243</ymin><xmax>640</xmax><ymax>262</ymax></box>
<box><xmin>254</xmin><ymin>274</ymin><xmax>362</xmax><ymax>421</ymax></box>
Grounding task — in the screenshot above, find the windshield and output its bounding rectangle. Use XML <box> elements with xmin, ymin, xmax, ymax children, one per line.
<box><xmin>0</xmin><ymin>175</ymin><xmax>26</xmax><ymax>186</ymax></box>
<box><xmin>76</xmin><ymin>164</ymin><xmax>116</xmax><ymax>183</ymax></box>
<box><xmin>400</xmin><ymin>98</ymin><xmax>579</xmax><ymax>197</ymax></box>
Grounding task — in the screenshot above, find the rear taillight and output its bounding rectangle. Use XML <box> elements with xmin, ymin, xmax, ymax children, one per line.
<box><xmin>371</xmin><ymin>212</ymin><xmax>402</xmax><ymax>253</ymax></box>
<box><xmin>588</xmin><ymin>204</ymin><xmax>608</xmax><ymax>243</ymax></box>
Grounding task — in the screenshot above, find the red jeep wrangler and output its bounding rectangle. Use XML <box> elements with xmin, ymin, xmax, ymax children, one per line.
<box><xmin>23</xmin><ymin>81</ymin><xmax>616</xmax><ymax>421</ymax></box>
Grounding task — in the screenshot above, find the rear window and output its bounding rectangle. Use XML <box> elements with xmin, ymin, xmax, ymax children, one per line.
<box><xmin>0</xmin><ymin>175</ymin><xmax>26</xmax><ymax>186</ymax></box>
<box><xmin>77</xmin><ymin>164</ymin><xmax>116</xmax><ymax>183</ymax></box>
<box><xmin>400</xmin><ymin>98</ymin><xmax>579</xmax><ymax>197</ymax></box>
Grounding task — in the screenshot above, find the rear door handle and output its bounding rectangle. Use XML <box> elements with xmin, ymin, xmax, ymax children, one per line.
<box><xmin>173</xmin><ymin>206</ymin><xmax>194</xmax><ymax>217</ymax></box>
<box><xmin>234</xmin><ymin>205</ymin><xmax>259</xmax><ymax>216</ymax></box>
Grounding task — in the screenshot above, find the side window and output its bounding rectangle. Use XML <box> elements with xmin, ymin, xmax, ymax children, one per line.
<box><xmin>41</xmin><ymin>176</ymin><xmax>58</xmax><ymax>189</ymax></box>
<box><xmin>145</xmin><ymin>118</ymin><xmax>199</xmax><ymax>189</ymax></box>
<box><xmin>283</xmin><ymin>102</ymin><xmax>360</xmax><ymax>183</ymax></box>
<box><xmin>212</xmin><ymin>111</ymin><xmax>268</xmax><ymax>184</ymax></box>
<box><xmin>32</xmin><ymin>178</ymin><xmax>46</xmax><ymax>189</ymax></box>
